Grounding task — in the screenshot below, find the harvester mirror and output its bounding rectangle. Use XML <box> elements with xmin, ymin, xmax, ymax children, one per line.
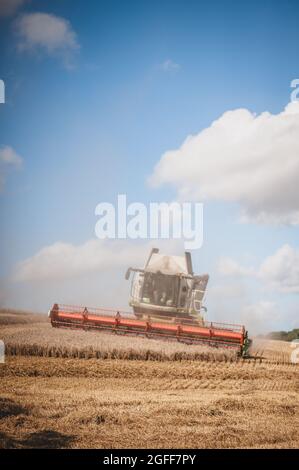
<box><xmin>125</xmin><ymin>268</ymin><xmax>132</xmax><ymax>280</ymax></box>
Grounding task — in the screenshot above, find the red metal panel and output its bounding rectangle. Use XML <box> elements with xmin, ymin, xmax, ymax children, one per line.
<box><xmin>50</xmin><ymin>303</ymin><xmax>245</xmax><ymax>349</ymax></box>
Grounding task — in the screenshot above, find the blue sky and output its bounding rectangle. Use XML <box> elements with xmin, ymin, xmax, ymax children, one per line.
<box><xmin>0</xmin><ymin>0</ymin><xmax>298</xmax><ymax>332</ymax></box>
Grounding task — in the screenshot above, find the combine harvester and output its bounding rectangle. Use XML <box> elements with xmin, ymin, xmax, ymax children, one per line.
<box><xmin>49</xmin><ymin>248</ymin><xmax>251</xmax><ymax>356</ymax></box>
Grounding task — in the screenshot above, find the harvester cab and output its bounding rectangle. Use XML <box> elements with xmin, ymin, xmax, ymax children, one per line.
<box><xmin>125</xmin><ymin>248</ymin><xmax>209</xmax><ymax>323</ymax></box>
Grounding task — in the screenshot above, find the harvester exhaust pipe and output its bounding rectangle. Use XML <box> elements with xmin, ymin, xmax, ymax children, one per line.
<box><xmin>185</xmin><ymin>252</ymin><xmax>193</xmax><ymax>275</ymax></box>
<box><xmin>125</xmin><ymin>248</ymin><xmax>159</xmax><ymax>280</ymax></box>
<box><xmin>145</xmin><ymin>247</ymin><xmax>159</xmax><ymax>268</ymax></box>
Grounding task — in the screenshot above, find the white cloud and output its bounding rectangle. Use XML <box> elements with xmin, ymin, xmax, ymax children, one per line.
<box><xmin>0</xmin><ymin>0</ymin><xmax>26</xmax><ymax>17</ymax></box>
<box><xmin>8</xmin><ymin>239</ymin><xmax>182</xmax><ymax>311</ymax></box>
<box><xmin>14</xmin><ymin>12</ymin><xmax>79</xmax><ymax>66</ymax></box>
<box><xmin>13</xmin><ymin>238</ymin><xmax>181</xmax><ymax>282</ymax></box>
<box><xmin>0</xmin><ymin>145</ymin><xmax>22</xmax><ymax>167</ymax></box>
<box><xmin>150</xmin><ymin>101</ymin><xmax>299</xmax><ymax>225</ymax></box>
<box><xmin>0</xmin><ymin>145</ymin><xmax>23</xmax><ymax>190</ymax></box>
<box><xmin>218</xmin><ymin>256</ymin><xmax>254</xmax><ymax>277</ymax></box>
<box><xmin>218</xmin><ymin>244</ymin><xmax>299</xmax><ymax>294</ymax></box>
<box><xmin>258</xmin><ymin>244</ymin><xmax>299</xmax><ymax>294</ymax></box>
<box><xmin>208</xmin><ymin>283</ymin><xmax>247</xmax><ymax>299</ymax></box>
<box><xmin>160</xmin><ymin>59</ymin><xmax>180</xmax><ymax>72</ymax></box>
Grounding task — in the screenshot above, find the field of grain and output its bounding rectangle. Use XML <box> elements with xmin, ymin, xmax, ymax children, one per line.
<box><xmin>0</xmin><ymin>310</ymin><xmax>238</xmax><ymax>362</ymax></box>
<box><xmin>0</xmin><ymin>310</ymin><xmax>294</xmax><ymax>364</ymax></box>
<box><xmin>0</xmin><ymin>310</ymin><xmax>298</xmax><ymax>448</ymax></box>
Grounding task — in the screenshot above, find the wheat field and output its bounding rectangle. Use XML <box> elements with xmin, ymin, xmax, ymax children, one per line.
<box><xmin>0</xmin><ymin>310</ymin><xmax>298</xmax><ymax>448</ymax></box>
<box><xmin>0</xmin><ymin>309</ymin><xmax>294</xmax><ymax>364</ymax></box>
<box><xmin>0</xmin><ymin>310</ymin><xmax>238</xmax><ymax>362</ymax></box>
